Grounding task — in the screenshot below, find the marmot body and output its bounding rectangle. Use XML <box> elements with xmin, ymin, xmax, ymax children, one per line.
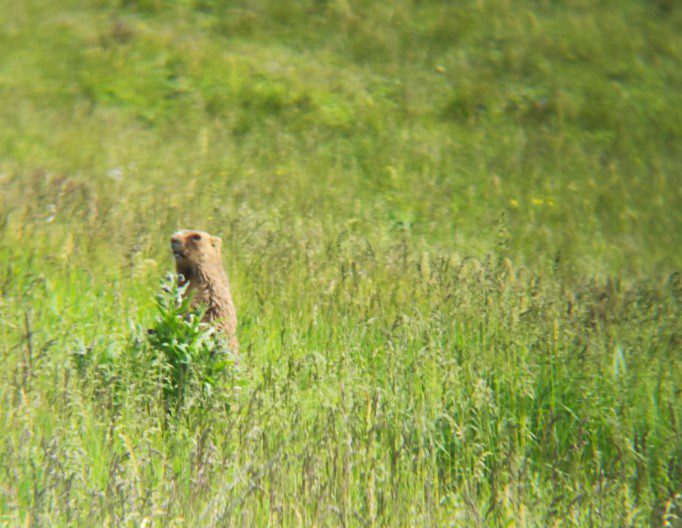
<box><xmin>170</xmin><ymin>229</ymin><xmax>238</xmax><ymax>351</ymax></box>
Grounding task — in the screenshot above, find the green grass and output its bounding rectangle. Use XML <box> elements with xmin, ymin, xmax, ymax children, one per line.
<box><xmin>0</xmin><ymin>0</ymin><xmax>681</xmax><ymax>526</ymax></box>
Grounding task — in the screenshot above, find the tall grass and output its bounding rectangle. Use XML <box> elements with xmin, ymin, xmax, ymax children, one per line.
<box><xmin>0</xmin><ymin>0</ymin><xmax>680</xmax><ymax>526</ymax></box>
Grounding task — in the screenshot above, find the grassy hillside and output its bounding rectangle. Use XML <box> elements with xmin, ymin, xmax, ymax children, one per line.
<box><xmin>0</xmin><ymin>0</ymin><xmax>680</xmax><ymax>526</ymax></box>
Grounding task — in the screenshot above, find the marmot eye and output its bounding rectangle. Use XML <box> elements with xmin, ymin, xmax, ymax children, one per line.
<box><xmin>191</xmin><ymin>234</ymin><xmax>202</xmax><ymax>241</ymax></box>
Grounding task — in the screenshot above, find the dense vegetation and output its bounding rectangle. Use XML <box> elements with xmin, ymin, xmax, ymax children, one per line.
<box><xmin>0</xmin><ymin>0</ymin><xmax>680</xmax><ymax>525</ymax></box>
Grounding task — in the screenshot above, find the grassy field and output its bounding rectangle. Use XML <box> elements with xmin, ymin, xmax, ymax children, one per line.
<box><xmin>0</xmin><ymin>0</ymin><xmax>681</xmax><ymax>526</ymax></box>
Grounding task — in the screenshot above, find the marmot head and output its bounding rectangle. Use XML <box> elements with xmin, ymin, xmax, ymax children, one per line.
<box><xmin>170</xmin><ymin>229</ymin><xmax>223</xmax><ymax>279</ymax></box>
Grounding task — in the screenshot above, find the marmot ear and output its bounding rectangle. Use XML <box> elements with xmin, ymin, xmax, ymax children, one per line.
<box><xmin>211</xmin><ymin>236</ymin><xmax>222</xmax><ymax>249</ymax></box>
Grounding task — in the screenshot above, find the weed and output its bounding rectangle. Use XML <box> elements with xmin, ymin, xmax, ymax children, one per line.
<box><xmin>140</xmin><ymin>275</ymin><xmax>241</xmax><ymax>417</ymax></box>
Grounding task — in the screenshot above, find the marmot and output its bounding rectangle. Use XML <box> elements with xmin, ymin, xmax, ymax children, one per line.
<box><xmin>170</xmin><ymin>229</ymin><xmax>238</xmax><ymax>352</ymax></box>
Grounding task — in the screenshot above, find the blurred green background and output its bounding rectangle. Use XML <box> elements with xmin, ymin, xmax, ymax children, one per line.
<box><xmin>1</xmin><ymin>0</ymin><xmax>680</xmax><ymax>274</ymax></box>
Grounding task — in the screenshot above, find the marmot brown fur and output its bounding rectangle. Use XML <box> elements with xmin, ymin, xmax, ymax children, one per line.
<box><xmin>170</xmin><ymin>229</ymin><xmax>238</xmax><ymax>352</ymax></box>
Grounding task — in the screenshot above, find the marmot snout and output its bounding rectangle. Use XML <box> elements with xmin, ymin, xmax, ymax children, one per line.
<box><xmin>170</xmin><ymin>229</ymin><xmax>238</xmax><ymax>351</ymax></box>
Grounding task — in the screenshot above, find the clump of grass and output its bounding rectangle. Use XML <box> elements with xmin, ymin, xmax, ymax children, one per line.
<box><xmin>138</xmin><ymin>274</ymin><xmax>241</xmax><ymax>418</ymax></box>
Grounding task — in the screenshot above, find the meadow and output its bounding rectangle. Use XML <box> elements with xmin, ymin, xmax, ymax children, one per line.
<box><xmin>0</xmin><ymin>0</ymin><xmax>680</xmax><ymax>526</ymax></box>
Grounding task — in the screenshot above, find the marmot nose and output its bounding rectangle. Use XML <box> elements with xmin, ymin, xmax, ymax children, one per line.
<box><xmin>171</xmin><ymin>238</ymin><xmax>182</xmax><ymax>251</ymax></box>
